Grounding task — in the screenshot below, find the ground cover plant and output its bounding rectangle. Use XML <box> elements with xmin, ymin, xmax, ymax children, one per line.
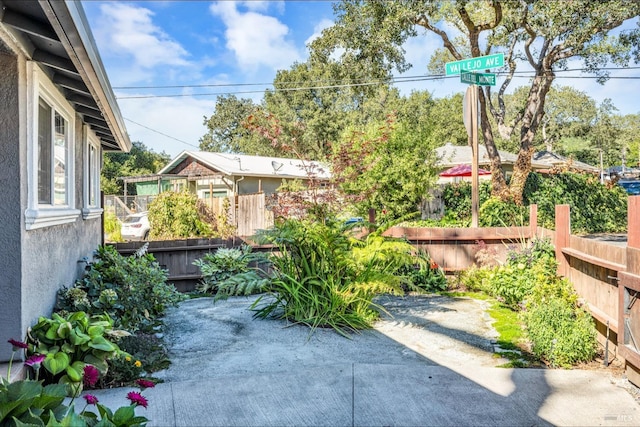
<box><xmin>193</xmin><ymin>246</ymin><xmax>270</xmax><ymax>300</ymax></box>
<box><xmin>459</xmin><ymin>237</ymin><xmax>597</xmax><ymax>367</ymax></box>
<box><xmin>1</xmin><ymin>340</ymin><xmax>152</xmax><ymax>426</ymax></box>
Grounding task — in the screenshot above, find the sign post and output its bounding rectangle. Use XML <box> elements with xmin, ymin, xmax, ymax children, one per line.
<box><xmin>447</xmin><ymin>53</ymin><xmax>502</xmax><ymax>228</ymax></box>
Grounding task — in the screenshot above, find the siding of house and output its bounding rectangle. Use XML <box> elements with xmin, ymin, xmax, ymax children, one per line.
<box><xmin>0</xmin><ymin>41</ymin><xmax>24</xmax><ymax>362</ymax></box>
<box><xmin>0</xmin><ymin>43</ymin><xmax>101</xmax><ymax>361</ymax></box>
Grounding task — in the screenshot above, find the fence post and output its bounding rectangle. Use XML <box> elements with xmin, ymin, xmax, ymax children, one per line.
<box><xmin>555</xmin><ymin>204</ymin><xmax>570</xmax><ymax>277</ymax></box>
<box><xmin>529</xmin><ymin>204</ymin><xmax>538</xmax><ymax>239</ymax></box>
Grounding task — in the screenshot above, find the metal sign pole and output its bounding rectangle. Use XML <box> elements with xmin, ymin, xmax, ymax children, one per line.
<box><xmin>471</xmin><ymin>86</ymin><xmax>479</xmax><ymax>228</ymax></box>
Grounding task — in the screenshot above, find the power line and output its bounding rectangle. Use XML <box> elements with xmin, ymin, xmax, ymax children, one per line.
<box><xmin>115</xmin><ymin>68</ymin><xmax>640</xmax><ymax>100</ymax></box>
<box><xmin>112</xmin><ymin>66</ymin><xmax>640</xmax><ymax>90</ymax></box>
<box><xmin>125</xmin><ymin>117</ymin><xmax>200</xmax><ymax>149</ymax></box>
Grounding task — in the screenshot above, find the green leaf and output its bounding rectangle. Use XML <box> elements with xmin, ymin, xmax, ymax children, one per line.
<box><xmin>43</xmin><ymin>352</ymin><xmax>70</xmax><ymax>376</ymax></box>
<box><xmin>87</xmin><ymin>325</ymin><xmax>105</xmax><ymax>338</ymax></box>
<box><xmin>69</xmin><ymin>328</ymin><xmax>90</xmax><ymax>346</ymax></box>
<box><xmin>88</xmin><ymin>336</ymin><xmax>115</xmax><ymax>352</ymax></box>
<box><xmin>59</xmin><ymin>405</ymin><xmax>88</xmax><ymax>427</ymax></box>
<box><xmin>64</xmin><ymin>361</ymin><xmax>84</xmax><ymax>383</ymax></box>
<box><xmin>112</xmin><ymin>405</ymin><xmax>135</xmax><ymax>426</ymax></box>
<box><xmin>56</xmin><ymin>322</ymin><xmax>72</xmax><ymax>339</ymax></box>
<box><xmin>83</xmin><ymin>355</ymin><xmax>108</xmax><ymax>375</ymax></box>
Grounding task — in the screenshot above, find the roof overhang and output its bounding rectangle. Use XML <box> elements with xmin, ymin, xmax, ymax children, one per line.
<box><xmin>0</xmin><ymin>0</ymin><xmax>130</xmax><ymax>152</ymax></box>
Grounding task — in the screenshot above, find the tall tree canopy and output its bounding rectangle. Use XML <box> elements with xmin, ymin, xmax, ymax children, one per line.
<box><xmin>312</xmin><ymin>0</ymin><xmax>640</xmax><ymax>203</ymax></box>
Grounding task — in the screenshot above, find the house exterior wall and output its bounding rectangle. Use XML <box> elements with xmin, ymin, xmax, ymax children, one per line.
<box><xmin>0</xmin><ymin>42</ymin><xmax>25</xmax><ymax>361</ymax></box>
<box><xmin>0</xmin><ymin>43</ymin><xmax>101</xmax><ymax>361</ymax></box>
<box><xmin>237</xmin><ymin>177</ymin><xmax>286</xmax><ymax>195</ymax></box>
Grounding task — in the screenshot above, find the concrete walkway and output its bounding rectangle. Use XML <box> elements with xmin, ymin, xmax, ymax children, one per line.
<box><xmin>89</xmin><ymin>295</ymin><xmax>640</xmax><ymax>426</ymax></box>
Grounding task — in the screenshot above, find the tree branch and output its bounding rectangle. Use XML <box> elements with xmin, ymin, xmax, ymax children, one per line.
<box><xmin>414</xmin><ymin>14</ymin><xmax>463</xmax><ymax>60</ymax></box>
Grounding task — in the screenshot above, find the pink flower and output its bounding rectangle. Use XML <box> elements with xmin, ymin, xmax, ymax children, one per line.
<box><xmin>135</xmin><ymin>379</ymin><xmax>156</xmax><ymax>389</ymax></box>
<box><xmin>24</xmin><ymin>354</ymin><xmax>45</xmax><ymax>368</ymax></box>
<box><xmin>126</xmin><ymin>391</ymin><xmax>148</xmax><ymax>408</ymax></box>
<box><xmin>83</xmin><ymin>394</ymin><xmax>99</xmax><ymax>405</ymax></box>
<box><xmin>83</xmin><ymin>365</ymin><xmax>100</xmax><ymax>387</ymax></box>
<box><xmin>8</xmin><ymin>339</ymin><xmax>28</xmax><ymax>350</ymax></box>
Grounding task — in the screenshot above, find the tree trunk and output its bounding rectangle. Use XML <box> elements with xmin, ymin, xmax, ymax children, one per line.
<box><xmin>478</xmin><ymin>89</ymin><xmax>508</xmax><ymax>197</ymax></box>
<box><xmin>509</xmin><ymin>72</ymin><xmax>554</xmax><ymax>204</ymax></box>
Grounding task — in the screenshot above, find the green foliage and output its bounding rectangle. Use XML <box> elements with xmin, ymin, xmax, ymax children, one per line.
<box><xmin>97</xmin><ymin>353</ymin><xmax>144</xmax><ymax>389</ymax></box>
<box><xmin>0</xmin><ymin>377</ymin><xmax>150</xmax><ymax>427</ymax></box>
<box><xmin>523</xmin><ymin>296</ymin><xmax>597</xmax><ymax>367</ymax></box>
<box><xmin>389</xmin><ymin>249</ymin><xmax>447</xmax><ymax>293</ymax></box>
<box><xmin>460</xmin><ymin>237</ymin><xmax>597</xmax><ymax>367</ymax></box>
<box><xmin>147</xmin><ymin>191</ymin><xmax>220</xmax><ymax>239</ymax></box>
<box><xmin>523</xmin><ymin>171</ymin><xmax>628</xmax><ymax>233</ymax></box>
<box><xmin>26</xmin><ymin>312</ymin><xmax>122</xmax><ymax>387</ymax></box>
<box><xmin>57</xmin><ymin>246</ymin><xmax>184</xmax><ymax>332</ymax></box>
<box><xmin>479</xmin><ymin>197</ymin><xmax>529</xmax><ymax>227</ymax></box>
<box><xmin>104</xmin><ymin>211</ymin><xmax>123</xmax><ymax>243</ymax></box>
<box><xmin>194</xmin><ymin>246</ymin><xmax>270</xmax><ymax>300</ymax></box>
<box><xmin>332</xmin><ymin>116</ymin><xmax>440</xmax><ymax>220</ymax></box>
<box><xmin>102</xmin><ymin>141</ymin><xmax>170</xmax><ymax>196</ymax></box>
<box><xmin>252</xmin><ymin>219</ymin><xmax>410</xmax><ymax>335</ymax></box>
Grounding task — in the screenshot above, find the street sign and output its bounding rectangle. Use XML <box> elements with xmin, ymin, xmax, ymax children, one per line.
<box><xmin>445</xmin><ymin>53</ymin><xmax>504</xmax><ymax>76</ymax></box>
<box><xmin>460</xmin><ymin>71</ymin><xmax>496</xmax><ymax>86</ymax></box>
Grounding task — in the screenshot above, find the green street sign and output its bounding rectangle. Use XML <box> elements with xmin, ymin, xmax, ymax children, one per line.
<box><xmin>446</xmin><ymin>53</ymin><xmax>504</xmax><ymax>76</ymax></box>
<box><xmin>460</xmin><ymin>71</ymin><xmax>496</xmax><ymax>86</ymax></box>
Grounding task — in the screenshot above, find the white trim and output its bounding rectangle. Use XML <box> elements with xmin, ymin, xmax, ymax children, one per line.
<box><xmin>25</xmin><ymin>62</ymin><xmax>79</xmax><ymax>230</ymax></box>
<box><xmin>82</xmin><ymin>126</ymin><xmax>102</xmax><ymax>220</ymax></box>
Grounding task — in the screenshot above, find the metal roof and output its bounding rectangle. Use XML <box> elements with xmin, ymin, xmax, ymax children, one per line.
<box><xmin>159</xmin><ymin>151</ymin><xmax>332</xmax><ymax>180</ymax></box>
<box><xmin>436</xmin><ymin>143</ymin><xmax>548</xmax><ymax>170</ymax></box>
<box><xmin>0</xmin><ymin>0</ymin><xmax>130</xmax><ymax>152</ymax></box>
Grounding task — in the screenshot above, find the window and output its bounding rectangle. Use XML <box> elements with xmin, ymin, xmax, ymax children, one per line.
<box><xmin>82</xmin><ymin>131</ymin><xmax>102</xmax><ymax>220</ymax></box>
<box><xmin>25</xmin><ymin>63</ymin><xmax>78</xmax><ymax>230</ymax></box>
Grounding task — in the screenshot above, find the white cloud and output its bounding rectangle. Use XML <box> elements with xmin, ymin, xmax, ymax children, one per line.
<box><xmin>118</xmin><ymin>96</ymin><xmax>217</xmax><ymax>156</ymax></box>
<box><xmin>96</xmin><ymin>3</ymin><xmax>191</xmax><ymax>69</ymax></box>
<box><xmin>209</xmin><ymin>1</ymin><xmax>302</xmax><ymax>72</ymax></box>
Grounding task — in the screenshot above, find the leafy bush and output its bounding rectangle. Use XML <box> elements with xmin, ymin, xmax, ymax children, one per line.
<box><xmin>26</xmin><ymin>312</ymin><xmax>123</xmax><ymax>388</ymax></box>
<box><xmin>193</xmin><ymin>246</ymin><xmax>270</xmax><ymax>300</ymax></box>
<box><xmin>104</xmin><ymin>211</ymin><xmax>123</xmax><ymax>243</ymax></box>
<box><xmin>147</xmin><ymin>191</ymin><xmax>220</xmax><ymax>239</ymax></box>
<box><xmin>440</xmin><ymin>181</ymin><xmax>491</xmax><ymax>221</ymax></box>
<box><xmin>395</xmin><ymin>250</ymin><xmax>447</xmax><ymax>292</ymax></box>
<box><xmin>523</xmin><ymin>296</ymin><xmax>597</xmax><ymax>367</ymax></box>
<box><xmin>479</xmin><ymin>197</ymin><xmax>529</xmax><ymax>227</ymax></box>
<box><xmin>57</xmin><ymin>245</ymin><xmax>184</xmax><ymax>332</ymax></box>
<box><xmin>524</xmin><ymin>171</ymin><xmax>627</xmax><ymax>233</ymax></box>
<box><xmin>1</xmin><ymin>340</ymin><xmax>152</xmax><ymax>426</ymax></box>
<box><xmin>252</xmin><ymin>219</ymin><xmax>408</xmax><ymax>335</ymax></box>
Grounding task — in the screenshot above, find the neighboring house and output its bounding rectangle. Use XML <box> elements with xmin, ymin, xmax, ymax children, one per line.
<box><xmin>532</xmin><ymin>150</ymin><xmax>599</xmax><ymax>174</ymax></box>
<box><xmin>123</xmin><ymin>151</ymin><xmax>331</xmax><ymax>200</ymax></box>
<box><xmin>436</xmin><ymin>143</ymin><xmax>549</xmax><ymax>183</ymax></box>
<box><xmin>0</xmin><ymin>1</ymin><xmax>130</xmax><ymax>362</ymax></box>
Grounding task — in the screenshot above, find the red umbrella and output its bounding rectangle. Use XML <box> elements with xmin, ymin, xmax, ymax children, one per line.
<box><xmin>439</xmin><ymin>164</ymin><xmax>491</xmax><ymax>177</ymax></box>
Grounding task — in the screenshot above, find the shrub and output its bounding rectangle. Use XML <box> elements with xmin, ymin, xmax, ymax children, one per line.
<box><xmin>104</xmin><ymin>211</ymin><xmax>123</xmax><ymax>242</ymax></box>
<box><xmin>523</xmin><ymin>296</ymin><xmax>597</xmax><ymax>367</ymax></box>
<box><xmin>479</xmin><ymin>197</ymin><xmax>529</xmax><ymax>227</ymax></box>
<box><xmin>523</xmin><ymin>171</ymin><xmax>628</xmax><ymax>233</ymax></box>
<box><xmin>193</xmin><ymin>246</ymin><xmax>270</xmax><ymax>300</ymax></box>
<box><xmin>147</xmin><ymin>191</ymin><xmax>219</xmax><ymax>239</ymax></box>
<box><xmin>57</xmin><ymin>245</ymin><xmax>184</xmax><ymax>332</ymax></box>
<box><xmin>395</xmin><ymin>250</ymin><xmax>447</xmax><ymax>293</ymax></box>
<box><xmin>26</xmin><ymin>311</ymin><xmax>123</xmax><ymax>387</ymax></box>
<box><xmin>252</xmin><ymin>219</ymin><xmax>407</xmax><ymax>335</ymax></box>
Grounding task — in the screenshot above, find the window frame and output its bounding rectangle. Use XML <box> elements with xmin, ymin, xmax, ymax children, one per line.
<box><xmin>82</xmin><ymin>128</ymin><xmax>103</xmax><ymax>220</ymax></box>
<box><xmin>25</xmin><ymin>63</ymin><xmax>79</xmax><ymax>230</ymax></box>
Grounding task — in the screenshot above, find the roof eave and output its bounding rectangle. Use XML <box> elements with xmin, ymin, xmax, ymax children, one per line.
<box><xmin>39</xmin><ymin>0</ymin><xmax>131</xmax><ymax>152</ymax></box>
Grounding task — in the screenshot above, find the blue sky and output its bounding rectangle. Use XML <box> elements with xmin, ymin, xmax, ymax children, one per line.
<box><xmin>82</xmin><ymin>1</ymin><xmax>640</xmax><ymax>158</ymax></box>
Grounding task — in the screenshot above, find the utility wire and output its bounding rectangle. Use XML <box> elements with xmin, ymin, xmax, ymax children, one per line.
<box><xmin>125</xmin><ymin>117</ymin><xmax>200</xmax><ymax>149</ymax></box>
<box><xmin>113</xmin><ymin>66</ymin><xmax>640</xmax><ymax>90</ymax></box>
